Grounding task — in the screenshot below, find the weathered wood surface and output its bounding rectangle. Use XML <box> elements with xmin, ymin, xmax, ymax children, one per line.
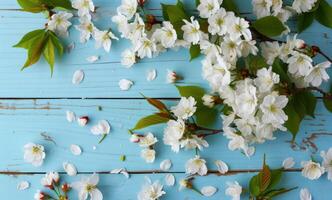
<box><xmin>0</xmin><ymin>0</ymin><xmax>332</xmax><ymax>199</ymax></box>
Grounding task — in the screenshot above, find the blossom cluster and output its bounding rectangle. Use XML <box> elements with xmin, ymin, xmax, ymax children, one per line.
<box><xmin>130</xmin><ymin>132</ymin><xmax>158</xmax><ymax>163</ymax></box>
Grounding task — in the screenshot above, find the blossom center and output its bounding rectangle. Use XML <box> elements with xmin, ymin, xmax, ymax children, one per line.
<box><xmin>86</xmin><ymin>184</ymin><xmax>96</xmax><ymax>192</ymax></box>
<box><xmin>32</xmin><ymin>146</ymin><xmax>41</xmax><ymax>154</ymax></box>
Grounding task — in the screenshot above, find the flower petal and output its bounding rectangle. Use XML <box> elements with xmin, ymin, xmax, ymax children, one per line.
<box><xmin>300</xmin><ymin>188</ymin><xmax>312</xmax><ymax>200</ymax></box>
<box><xmin>164</xmin><ymin>174</ymin><xmax>175</xmax><ymax>186</ymax></box>
<box><xmin>66</xmin><ymin>111</ymin><xmax>76</xmax><ymax>122</ymax></box>
<box><xmin>119</xmin><ymin>79</ymin><xmax>133</xmax><ymax>91</ymax></box>
<box><xmin>201</xmin><ymin>186</ymin><xmax>217</xmax><ymax>197</ymax></box>
<box><xmin>70</xmin><ymin>144</ymin><xmax>82</xmax><ymax>156</ymax></box>
<box><xmin>90</xmin><ymin>189</ymin><xmax>103</xmax><ymax>200</ymax></box>
<box><xmin>146</xmin><ymin>69</ymin><xmax>157</xmax><ymax>81</ymax></box>
<box><xmin>86</xmin><ymin>55</ymin><xmax>100</xmax><ymax>63</ymax></box>
<box><xmin>282</xmin><ymin>157</ymin><xmax>295</xmax><ymax>169</ymax></box>
<box><xmin>63</xmin><ymin>162</ymin><xmax>77</xmax><ymax>176</ymax></box>
<box><xmin>160</xmin><ymin>159</ymin><xmax>172</xmax><ymax>171</ymax></box>
<box><xmin>17</xmin><ymin>181</ymin><xmax>30</xmax><ymax>190</ymax></box>
<box><xmin>215</xmin><ymin>160</ymin><xmax>229</xmax><ymax>174</ymax></box>
<box><xmin>72</xmin><ymin>70</ymin><xmax>85</xmax><ymax>85</ymax></box>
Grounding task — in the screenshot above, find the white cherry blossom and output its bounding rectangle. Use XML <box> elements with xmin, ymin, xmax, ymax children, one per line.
<box><xmin>185</xmin><ymin>156</ymin><xmax>208</xmax><ymax>176</ymax></box>
<box><xmin>260</xmin><ymin>93</ymin><xmax>288</xmax><ymax>125</ymax></box>
<box><xmin>117</xmin><ymin>0</ymin><xmax>138</xmax><ymax>20</ymax></box>
<box><xmin>72</xmin><ymin>0</ymin><xmax>95</xmax><ymax>17</ymax></box>
<box><xmin>152</xmin><ymin>21</ymin><xmax>177</xmax><ymax>48</ymax></box>
<box><xmin>292</xmin><ymin>0</ymin><xmax>318</xmax><ymax>13</ymax></box>
<box><xmin>181</xmin><ymin>16</ymin><xmax>201</xmax><ymax>45</ymax></box>
<box><xmin>23</xmin><ymin>143</ymin><xmax>46</xmax><ymax>167</ymax></box>
<box><xmin>141</xmin><ymin>149</ymin><xmax>156</xmax><ymax>163</ymax></box>
<box><xmin>75</xmin><ymin>18</ymin><xmax>95</xmax><ymax>43</ymax></box>
<box><xmin>321</xmin><ymin>147</ymin><xmax>332</xmax><ymax>181</ymax></box>
<box><xmin>71</xmin><ymin>173</ymin><xmax>103</xmax><ymax>200</ymax></box>
<box><xmin>121</xmin><ymin>49</ymin><xmax>136</xmax><ymax>68</ymax></box>
<box><xmin>137</xmin><ymin>177</ymin><xmax>165</xmax><ymax>200</ymax></box>
<box><xmin>41</xmin><ymin>172</ymin><xmax>59</xmax><ymax>187</ymax></box>
<box><xmin>301</xmin><ymin>160</ymin><xmax>325</xmax><ymax>180</ymax></box>
<box><xmin>47</xmin><ymin>12</ymin><xmax>73</xmax><ymax>37</ymax></box>
<box><xmin>304</xmin><ymin>61</ymin><xmax>331</xmax><ymax>87</ymax></box>
<box><xmin>134</xmin><ymin>37</ymin><xmax>156</xmax><ymax>59</ymax></box>
<box><xmin>93</xmin><ymin>29</ymin><xmax>118</xmax><ymax>52</ymax></box>
<box><xmin>197</xmin><ymin>0</ymin><xmax>221</xmax><ymax>18</ymax></box>
<box><xmin>163</xmin><ymin>119</ymin><xmax>185</xmax><ymax>152</ymax></box>
<box><xmin>171</xmin><ymin>96</ymin><xmax>197</xmax><ymax>120</ymax></box>
<box><xmin>90</xmin><ymin>120</ymin><xmax>110</xmax><ymax>135</ymax></box>
<box><xmin>207</xmin><ymin>8</ymin><xmax>228</xmax><ymax>35</ymax></box>
<box><xmin>254</xmin><ymin>67</ymin><xmax>280</xmax><ymax>93</ymax></box>
<box><xmin>139</xmin><ymin>132</ymin><xmax>158</xmax><ymax>148</ymax></box>
<box><xmin>225</xmin><ymin>181</ymin><xmax>242</xmax><ymax>200</ymax></box>
<box><xmin>287</xmin><ymin>52</ymin><xmax>313</xmax><ymax>77</ymax></box>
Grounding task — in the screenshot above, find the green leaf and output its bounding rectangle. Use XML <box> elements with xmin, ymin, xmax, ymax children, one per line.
<box><xmin>195</xmin><ymin>107</ymin><xmax>219</xmax><ymax>128</ymax></box>
<box><xmin>221</xmin><ymin>0</ymin><xmax>240</xmax><ymax>15</ymax></box>
<box><xmin>258</xmin><ymin>158</ymin><xmax>271</xmax><ymax>192</ymax></box>
<box><xmin>265</xmin><ymin>187</ymin><xmax>298</xmax><ymax>198</ymax></box>
<box><xmin>297</xmin><ymin>91</ymin><xmax>317</xmax><ymax>118</ymax></box>
<box><xmin>189</xmin><ymin>44</ymin><xmax>201</xmax><ymax>61</ymax></box>
<box><xmin>249</xmin><ymin>175</ymin><xmax>260</xmax><ymax>197</ymax></box>
<box><xmin>142</xmin><ymin>95</ymin><xmax>168</xmax><ymax>112</ymax></box>
<box><xmin>22</xmin><ymin>32</ymin><xmax>48</xmax><ymax>70</ymax></box>
<box><xmin>284</xmin><ymin>98</ymin><xmax>302</xmax><ymax>140</ymax></box>
<box><xmin>252</xmin><ymin>16</ymin><xmax>286</xmax><ymax>37</ymax></box>
<box><xmin>17</xmin><ymin>0</ymin><xmax>45</xmax><ymax>13</ymax></box>
<box><xmin>43</xmin><ymin>36</ymin><xmax>55</xmax><ymax>75</ymax></box>
<box><xmin>195</xmin><ymin>0</ymin><xmax>200</xmax><ymax>6</ymax></box>
<box><xmin>297</xmin><ymin>12</ymin><xmax>315</xmax><ymax>33</ymax></box>
<box><xmin>315</xmin><ymin>0</ymin><xmax>332</xmax><ymax>28</ymax></box>
<box><xmin>266</xmin><ymin>169</ymin><xmax>283</xmax><ymax>191</ymax></box>
<box><xmin>13</xmin><ymin>29</ymin><xmax>45</xmax><ymax>49</ymax></box>
<box><xmin>176</xmin><ymin>85</ymin><xmax>205</xmax><ymax>103</ymax></box>
<box><xmin>49</xmin><ymin>31</ymin><xmax>64</xmax><ymax>56</ymax></box>
<box><xmin>163</xmin><ymin>1</ymin><xmax>189</xmax><ymax>39</ymax></box>
<box><xmin>43</xmin><ymin>0</ymin><xmax>73</xmax><ymax>10</ymax></box>
<box><xmin>272</xmin><ymin>59</ymin><xmax>291</xmax><ymax>84</ymax></box>
<box><xmin>132</xmin><ymin>114</ymin><xmax>169</xmax><ymax>130</ymax></box>
<box><xmin>247</xmin><ymin>55</ymin><xmax>268</xmax><ymax>73</ymax></box>
<box><xmin>323</xmin><ymin>95</ymin><xmax>332</xmax><ymax>112</ymax></box>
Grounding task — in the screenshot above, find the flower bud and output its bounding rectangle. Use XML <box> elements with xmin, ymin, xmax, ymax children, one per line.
<box><xmin>146</xmin><ymin>14</ymin><xmax>156</xmax><ymax>25</ymax></box>
<box><xmin>77</xmin><ymin>116</ymin><xmax>89</xmax><ymax>126</ymax></box>
<box><xmin>130</xmin><ymin>134</ymin><xmax>140</xmax><ymax>143</ymax></box>
<box><xmin>179</xmin><ymin>179</ymin><xmax>193</xmax><ymax>190</ymax></box>
<box><xmin>311</xmin><ymin>46</ymin><xmax>320</xmax><ymax>56</ymax></box>
<box><xmin>166</xmin><ymin>70</ymin><xmax>182</xmax><ymax>83</ymax></box>
<box><xmin>137</xmin><ymin>0</ymin><xmax>146</xmax><ymax>6</ymax></box>
<box><xmin>34</xmin><ymin>191</ymin><xmax>47</xmax><ymax>200</ymax></box>
<box><xmin>61</xmin><ymin>183</ymin><xmax>71</xmax><ymax>193</ymax></box>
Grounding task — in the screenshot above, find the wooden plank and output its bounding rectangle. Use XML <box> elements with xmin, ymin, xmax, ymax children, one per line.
<box><xmin>0</xmin><ymin>99</ymin><xmax>330</xmax><ymax>172</ymax></box>
<box><xmin>1</xmin><ymin>172</ymin><xmax>331</xmax><ymax>199</ymax></box>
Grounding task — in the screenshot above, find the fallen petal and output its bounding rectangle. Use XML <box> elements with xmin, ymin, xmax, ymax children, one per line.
<box><xmin>164</xmin><ymin>174</ymin><xmax>175</xmax><ymax>186</ymax></box>
<box><xmin>283</xmin><ymin>157</ymin><xmax>295</xmax><ymax>169</ymax></box>
<box><xmin>86</xmin><ymin>55</ymin><xmax>99</xmax><ymax>63</ymax></box>
<box><xmin>215</xmin><ymin>160</ymin><xmax>229</xmax><ymax>174</ymax></box>
<box><xmin>66</xmin><ymin>111</ymin><xmax>76</xmax><ymax>123</ymax></box>
<box><xmin>160</xmin><ymin>159</ymin><xmax>172</xmax><ymax>171</ymax></box>
<box><xmin>119</xmin><ymin>79</ymin><xmax>133</xmax><ymax>91</ymax></box>
<box><xmin>146</xmin><ymin>69</ymin><xmax>157</xmax><ymax>81</ymax></box>
<box><xmin>17</xmin><ymin>181</ymin><xmax>30</xmax><ymax>190</ymax></box>
<box><xmin>70</xmin><ymin>144</ymin><xmax>82</xmax><ymax>156</ymax></box>
<box><xmin>300</xmin><ymin>188</ymin><xmax>312</xmax><ymax>200</ymax></box>
<box><xmin>63</xmin><ymin>162</ymin><xmax>77</xmax><ymax>176</ymax></box>
<box><xmin>201</xmin><ymin>186</ymin><xmax>217</xmax><ymax>197</ymax></box>
<box><xmin>72</xmin><ymin>70</ymin><xmax>84</xmax><ymax>85</ymax></box>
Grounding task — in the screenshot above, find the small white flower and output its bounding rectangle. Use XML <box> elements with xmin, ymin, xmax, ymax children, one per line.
<box><xmin>121</xmin><ymin>49</ymin><xmax>136</xmax><ymax>68</ymax></box>
<box><xmin>76</xmin><ymin>18</ymin><xmax>95</xmax><ymax>43</ymax></box>
<box><xmin>166</xmin><ymin>69</ymin><xmax>178</xmax><ymax>84</ymax></box>
<box><xmin>71</xmin><ymin>173</ymin><xmax>103</xmax><ymax>200</ymax></box>
<box><xmin>70</xmin><ymin>144</ymin><xmax>82</xmax><ymax>156</ymax></box>
<box><xmin>66</xmin><ymin>110</ymin><xmax>76</xmax><ymax>122</ymax></box>
<box><xmin>117</xmin><ymin>0</ymin><xmax>138</xmax><ymax>20</ymax></box>
<box><xmin>160</xmin><ymin>159</ymin><xmax>172</xmax><ymax>171</ymax></box>
<box><xmin>260</xmin><ymin>41</ymin><xmax>280</xmax><ymax>65</ymax></box>
<box><xmin>163</xmin><ymin>119</ymin><xmax>185</xmax><ymax>152</ymax></box>
<box><xmin>47</xmin><ymin>12</ymin><xmax>73</xmax><ymax>37</ymax></box>
<box><xmin>63</xmin><ymin>162</ymin><xmax>77</xmax><ymax>176</ymax></box>
<box><xmin>164</xmin><ymin>174</ymin><xmax>175</xmax><ymax>186</ymax></box>
<box><xmin>221</xmin><ymin>36</ymin><xmax>242</xmax><ymax>62</ymax></box>
<box><xmin>197</xmin><ymin>0</ymin><xmax>221</xmax><ymax>18</ymax></box>
<box><xmin>304</xmin><ymin>61</ymin><xmax>331</xmax><ymax>87</ymax></box>
<box><xmin>94</xmin><ymin>29</ymin><xmax>118</xmax><ymax>52</ymax></box>
<box><xmin>292</xmin><ymin>0</ymin><xmax>318</xmax><ymax>13</ymax></box>
<box><xmin>86</xmin><ymin>55</ymin><xmax>99</xmax><ymax>63</ymax></box>
<box><xmin>17</xmin><ymin>181</ymin><xmax>30</xmax><ymax>191</ymax></box>
<box><xmin>146</xmin><ymin>69</ymin><xmax>157</xmax><ymax>81</ymax></box>
<box><xmin>254</xmin><ymin>67</ymin><xmax>280</xmax><ymax>93</ymax></box>
<box><xmin>181</xmin><ymin>16</ymin><xmax>201</xmax><ymax>44</ymax></box>
<box><xmin>300</xmin><ymin>188</ymin><xmax>312</xmax><ymax>200</ymax></box>
<box><xmin>112</xmin><ymin>14</ymin><xmax>131</xmax><ymax>38</ymax></box>
<box><xmin>139</xmin><ymin>132</ymin><xmax>158</xmax><ymax>148</ymax></box>
<box><xmin>137</xmin><ymin>177</ymin><xmax>166</xmax><ymax>200</ymax></box>
<box><xmin>23</xmin><ymin>143</ymin><xmax>46</xmax><ymax>167</ymax></box>
<box><xmin>152</xmin><ymin>21</ymin><xmax>177</xmax><ymax>48</ymax></box>
<box><xmin>171</xmin><ymin>97</ymin><xmax>197</xmax><ymax>120</ymax></box>
<box><xmin>321</xmin><ymin>147</ymin><xmax>332</xmax><ymax>181</ymax></box>
<box><xmin>301</xmin><ymin>160</ymin><xmax>325</xmax><ymax>180</ymax></box>
<box><xmin>287</xmin><ymin>52</ymin><xmax>313</xmax><ymax>77</ymax></box>
<box><xmin>130</xmin><ymin>134</ymin><xmax>140</xmax><ymax>143</ymax></box>
<box><xmin>201</xmin><ymin>186</ymin><xmax>217</xmax><ymax>197</ymax></box>
<box><xmin>41</xmin><ymin>172</ymin><xmax>59</xmax><ymax>187</ymax></box>
<box><xmin>228</xmin><ymin>17</ymin><xmax>251</xmax><ymax>40</ymax></box>
<box><xmin>72</xmin><ymin>70</ymin><xmax>84</xmax><ymax>85</ymax></box>
<box><xmin>72</xmin><ymin>0</ymin><xmax>95</xmax><ymax>17</ymax></box>
<box><xmin>215</xmin><ymin>160</ymin><xmax>229</xmax><ymax>174</ymax></box>
<box><xmin>119</xmin><ymin>79</ymin><xmax>134</xmax><ymax>91</ymax></box>
<box><xmin>260</xmin><ymin>93</ymin><xmax>288</xmax><ymax>125</ymax></box>
<box><xmin>90</xmin><ymin>120</ymin><xmax>110</xmax><ymax>135</ymax></box>
<box><xmin>252</xmin><ymin>0</ymin><xmax>272</xmax><ymax>18</ymax></box>
<box><xmin>207</xmin><ymin>8</ymin><xmax>228</xmax><ymax>36</ymax></box>
<box><xmin>202</xmin><ymin>94</ymin><xmax>215</xmax><ymax>108</ymax></box>
<box><xmin>282</xmin><ymin>157</ymin><xmax>295</xmax><ymax>169</ymax></box>
<box><xmin>185</xmin><ymin>156</ymin><xmax>208</xmax><ymax>176</ymax></box>
<box><xmin>134</xmin><ymin>37</ymin><xmax>156</xmax><ymax>59</ymax></box>
<box><xmin>141</xmin><ymin>149</ymin><xmax>156</xmax><ymax>163</ymax></box>
<box><xmin>225</xmin><ymin>181</ymin><xmax>242</xmax><ymax>200</ymax></box>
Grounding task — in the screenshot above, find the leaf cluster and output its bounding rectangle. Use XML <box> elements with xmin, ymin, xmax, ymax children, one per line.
<box><xmin>17</xmin><ymin>0</ymin><xmax>72</xmax><ymax>13</ymax></box>
<box><xmin>249</xmin><ymin>156</ymin><xmax>297</xmax><ymax>200</ymax></box>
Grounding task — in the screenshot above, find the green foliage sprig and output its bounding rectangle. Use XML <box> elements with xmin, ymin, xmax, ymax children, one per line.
<box><xmin>14</xmin><ymin>0</ymin><xmax>73</xmax><ymax>75</ymax></box>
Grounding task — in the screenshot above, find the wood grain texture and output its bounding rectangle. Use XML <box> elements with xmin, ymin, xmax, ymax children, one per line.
<box><xmin>0</xmin><ymin>99</ymin><xmax>331</xmax><ymax>173</ymax></box>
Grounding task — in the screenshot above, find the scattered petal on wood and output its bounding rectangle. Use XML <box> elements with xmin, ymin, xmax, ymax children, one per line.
<box><xmin>17</xmin><ymin>181</ymin><xmax>30</xmax><ymax>191</ymax></box>
<box><xmin>215</xmin><ymin>160</ymin><xmax>229</xmax><ymax>174</ymax></box>
<box><xmin>201</xmin><ymin>186</ymin><xmax>217</xmax><ymax>197</ymax></box>
<box><xmin>70</xmin><ymin>144</ymin><xmax>82</xmax><ymax>156</ymax></box>
<box><xmin>86</xmin><ymin>55</ymin><xmax>99</xmax><ymax>63</ymax></box>
<box><xmin>63</xmin><ymin>162</ymin><xmax>77</xmax><ymax>176</ymax></box>
<box><xmin>72</xmin><ymin>70</ymin><xmax>85</xmax><ymax>85</ymax></box>
<box><xmin>66</xmin><ymin>42</ymin><xmax>75</xmax><ymax>53</ymax></box>
<box><xmin>300</xmin><ymin>188</ymin><xmax>312</xmax><ymax>200</ymax></box>
<box><xmin>110</xmin><ymin>168</ymin><xmax>130</xmax><ymax>179</ymax></box>
<box><xmin>164</xmin><ymin>174</ymin><xmax>175</xmax><ymax>186</ymax></box>
<box><xmin>92</xmin><ymin>146</ymin><xmax>97</xmax><ymax>150</ymax></box>
<box><xmin>160</xmin><ymin>159</ymin><xmax>172</xmax><ymax>171</ymax></box>
<box><xmin>119</xmin><ymin>79</ymin><xmax>133</xmax><ymax>91</ymax></box>
<box><xmin>283</xmin><ymin>157</ymin><xmax>295</xmax><ymax>169</ymax></box>
<box><xmin>146</xmin><ymin>69</ymin><xmax>157</xmax><ymax>81</ymax></box>
<box><xmin>66</xmin><ymin>111</ymin><xmax>76</xmax><ymax>123</ymax></box>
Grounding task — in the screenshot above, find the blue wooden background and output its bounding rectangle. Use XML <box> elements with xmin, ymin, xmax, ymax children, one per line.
<box><xmin>0</xmin><ymin>0</ymin><xmax>332</xmax><ymax>199</ymax></box>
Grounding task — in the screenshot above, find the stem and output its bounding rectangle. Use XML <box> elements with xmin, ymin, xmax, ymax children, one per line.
<box><xmin>197</xmin><ymin>130</ymin><xmax>223</xmax><ymax>138</ymax></box>
<box><xmin>315</xmin><ymin>47</ymin><xmax>332</xmax><ymax>63</ymax></box>
<box><xmin>98</xmin><ymin>134</ymin><xmax>107</xmax><ymax>144</ymax></box>
<box><xmin>306</xmin><ymin>86</ymin><xmax>329</xmax><ymax>96</ymax></box>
